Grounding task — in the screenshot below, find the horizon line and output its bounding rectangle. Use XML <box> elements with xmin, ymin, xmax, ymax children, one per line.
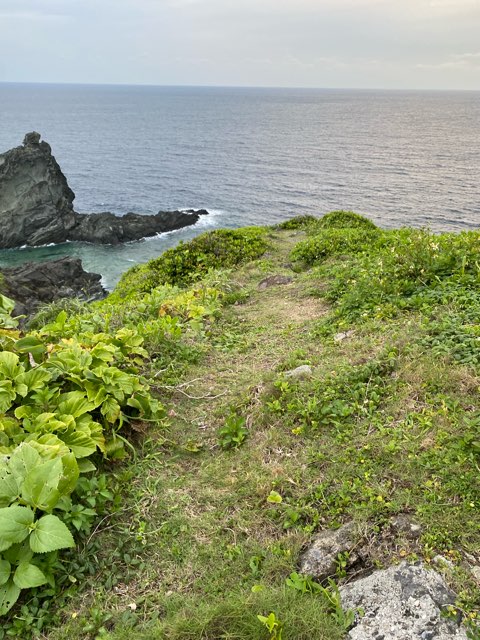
<box><xmin>0</xmin><ymin>80</ymin><xmax>478</xmax><ymax>93</ymax></box>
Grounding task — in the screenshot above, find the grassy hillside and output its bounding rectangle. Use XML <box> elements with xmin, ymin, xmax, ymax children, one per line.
<box><xmin>0</xmin><ymin>214</ymin><xmax>479</xmax><ymax>639</ymax></box>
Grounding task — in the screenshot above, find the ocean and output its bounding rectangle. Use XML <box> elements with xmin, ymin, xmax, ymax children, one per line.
<box><xmin>0</xmin><ymin>83</ymin><xmax>479</xmax><ymax>289</ymax></box>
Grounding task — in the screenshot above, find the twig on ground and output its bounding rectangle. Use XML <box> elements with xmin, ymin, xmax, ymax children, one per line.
<box><xmin>154</xmin><ymin>378</ymin><xmax>227</xmax><ymax>400</ymax></box>
<box><xmin>171</xmin><ymin>388</ymin><xmax>228</xmax><ymax>400</ymax></box>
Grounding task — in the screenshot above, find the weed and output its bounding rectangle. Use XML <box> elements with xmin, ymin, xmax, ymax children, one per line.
<box><xmin>257</xmin><ymin>611</ymin><xmax>283</xmax><ymax>639</ymax></box>
<box><xmin>218</xmin><ymin>413</ymin><xmax>249</xmax><ymax>449</ymax></box>
<box><xmin>291</xmin><ymin>227</ymin><xmax>381</xmax><ymax>267</ymax></box>
<box><xmin>285</xmin><ymin>573</ymin><xmax>356</xmax><ymax>631</ymax></box>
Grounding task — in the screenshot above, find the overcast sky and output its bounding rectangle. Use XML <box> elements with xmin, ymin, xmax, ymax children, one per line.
<box><xmin>0</xmin><ymin>0</ymin><xmax>479</xmax><ymax>89</ymax></box>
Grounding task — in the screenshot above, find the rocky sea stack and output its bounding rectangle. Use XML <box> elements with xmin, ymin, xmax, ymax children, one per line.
<box><xmin>0</xmin><ymin>132</ymin><xmax>208</xmax><ymax>248</ymax></box>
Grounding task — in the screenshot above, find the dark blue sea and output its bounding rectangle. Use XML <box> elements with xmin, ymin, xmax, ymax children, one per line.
<box><xmin>0</xmin><ymin>84</ymin><xmax>479</xmax><ymax>288</ymax></box>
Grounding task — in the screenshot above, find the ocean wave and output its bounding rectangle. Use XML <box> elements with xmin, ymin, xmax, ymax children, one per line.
<box><xmin>141</xmin><ymin>208</ymin><xmax>224</xmax><ymax>242</ymax></box>
<box><xmin>18</xmin><ymin>242</ymin><xmax>57</xmax><ymax>250</ymax></box>
<box><xmin>187</xmin><ymin>208</ymin><xmax>224</xmax><ymax>227</ymax></box>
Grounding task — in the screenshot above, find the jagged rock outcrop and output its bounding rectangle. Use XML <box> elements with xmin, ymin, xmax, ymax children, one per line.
<box><xmin>0</xmin><ymin>133</ymin><xmax>208</xmax><ymax>248</ymax></box>
<box><xmin>0</xmin><ymin>132</ymin><xmax>77</xmax><ymax>248</ymax></box>
<box><xmin>1</xmin><ymin>257</ymin><xmax>106</xmax><ymax>317</ymax></box>
<box><xmin>68</xmin><ymin>208</ymin><xmax>209</xmax><ymax>245</ymax></box>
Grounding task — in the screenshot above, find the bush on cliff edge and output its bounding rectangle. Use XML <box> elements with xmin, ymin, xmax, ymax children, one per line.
<box><xmin>115</xmin><ymin>227</ymin><xmax>268</xmax><ymax>298</ymax></box>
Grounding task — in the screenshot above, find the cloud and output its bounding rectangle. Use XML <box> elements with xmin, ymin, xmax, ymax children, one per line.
<box><xmin>0</xmin><ymin>0</ymin><xmax>479</xmax><ymax>88</ymax></box>
<box><xmin>417</xmin><ymin>52</ymin><xmax>480</xmax><ymax>70</ymax></box>
<box><xmin>428</xmin><ymin>0</ymin><xmax>479</xmax><ymax>10</ymax></box>
<box><xmin>0</xmin><ymin>0</ymin><xmax>80</xmax><ymax>20</ymax></box>
<box><xmin>0</xmin><ymin>10</ymin><xmax>66</xmax><ymax>20</ymax></box>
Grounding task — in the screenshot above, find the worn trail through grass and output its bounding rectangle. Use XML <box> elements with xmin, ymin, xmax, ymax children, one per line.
<box><xmin>48</xmin><ymin>229</ymin><xmax>345</xmax><ymax>640</ymax></box>
<box><xmin>47</xmin><ymin>224</ymin><xmax>480</xmax><ymax>639</ymax></box>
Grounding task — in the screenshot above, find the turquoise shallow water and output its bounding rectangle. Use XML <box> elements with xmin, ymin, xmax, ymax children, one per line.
<box><xmin>0</xmin><ymin>212</ymin><xmax>223</xmax><ymax>290</ymax></box>
<box><xmin>0</xmin><ymin>84</ymin><xmax>479</xmax><ymax>288</ymax></box>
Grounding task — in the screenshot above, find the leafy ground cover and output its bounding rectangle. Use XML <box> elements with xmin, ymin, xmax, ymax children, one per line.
<box><xmin>1</xmin><ymin>216</ymin><xmax>480</xmax><ymax>639</ymax></box>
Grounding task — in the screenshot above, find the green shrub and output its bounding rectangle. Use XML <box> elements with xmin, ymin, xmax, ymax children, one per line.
<box><xmin>277</xmin><ymin>215</ymin><xmax>318</xmax><ymax>230</ymax></box>
<box><xmin>315</xmin><ymin>228</ymin><xmax>480</xmax><ymax>323</ymax></box>
<box><xmin>27</xmin><ymin>298</ymin><xmax>91</xmax><ymax>331</ymax></box>
<box><xmin>0</xmin><ymin>295</ymin><xmax>164</xmax><ymax>617</ymax></box>
<box><xmin>115</xmin><ymin>227</ymin><xmax>268</xmax><ymax>297</ymax></box>
<box><xmin>0</xmin><ymin>249</ymin><xmax>228</xmax><ymax>620</ymax></box>
<box><xmin>291</xmin><ymin>227</ymin><xmax>381</xmax><ymax>265</ymax></box>
<box><xmin>318</xmin><ymin>211</ymin><xmax>377</xmax><ymax>230</ymax></box>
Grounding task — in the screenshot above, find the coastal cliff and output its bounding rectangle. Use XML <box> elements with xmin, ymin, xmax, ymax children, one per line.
<box><xmin>0</xmin><ymin>215</ymin><xmax>479</xmax><ymax>638</ymax></box>
<box><xmin>0</xmin><ymin>132</ymin><xmax>208</xmax><ymax>248</ymax></box>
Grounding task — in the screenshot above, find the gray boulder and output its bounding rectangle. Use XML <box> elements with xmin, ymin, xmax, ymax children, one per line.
<box><xmin>340</xmin><ymin>562</ymin><xmax>468</xmax><ymax>640</ymax></box>
<box><xmin>0</xmin><ymin>134</ymin><xmax>208</xmax><ymax>248</ymax></box>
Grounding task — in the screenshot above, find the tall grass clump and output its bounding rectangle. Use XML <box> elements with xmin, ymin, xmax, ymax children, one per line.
<box><xmin>291</xmin><ymin>227</ymin><xmax>382</xmax><ymax>266</ymax></box>
<box><xmin>310</xmin><ymin>227</ymin><xmax>480</xmax><ymax>323</ymax></box>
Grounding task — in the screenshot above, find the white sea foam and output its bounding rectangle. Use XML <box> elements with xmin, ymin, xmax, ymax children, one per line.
<box><xmin>18</xmin><ymin>242</ymin><xmax>57</xmax><ymax>250</ymax></box>
<box><xmin>191</xmin><ymin>208</ymin><xmax>224</xmax><ymax>228</ymax></box>
<box><xmin>141</xmin><ymin>208</ymin><xmax>224</xmax><ymax>243</ymax></box>
<box><xmin>142</xmin><ymin>227</ymin><xmax>182</xmax><ymax>242</ymax></box>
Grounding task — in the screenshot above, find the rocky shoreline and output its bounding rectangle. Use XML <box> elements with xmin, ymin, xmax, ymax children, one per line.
<box><xmin>0</xmin><ymin>132</ymin><xmax>210</xmax><ymax>315</ymax></box>
<box><xmin>0</xmin><ymin>257</ymin><xmax>106</xmax><ymax>318</ymax></box>
<box><xmin>0</xmin><ymin>132</ymin><xmax>208</xmax><ymax>249</ymax></box>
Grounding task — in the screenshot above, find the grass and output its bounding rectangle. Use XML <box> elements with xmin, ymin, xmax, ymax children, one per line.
<box><xmin>7</xmin><ymin>214</ymin><xmax>480</xmax><ymax>639</ymax></box>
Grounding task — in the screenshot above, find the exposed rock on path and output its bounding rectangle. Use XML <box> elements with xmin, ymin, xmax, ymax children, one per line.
<box><xmin>284</xmin><ymin>364</ymin><xmax>313</xmax><ymax>380</ymax></box>
<box><xmin>299</xmin><ymin>522</ymin><xmax>361</xmax><ymax>581</ymax></box>
<box><xmin>340</xmin><ymin>562</ymin><xmax>468</xmax><ymax>640</ymax></box>
<box><xmin>258</xmin><ymin>274</ymin><xmax>293</xmax><ymax>290</ymax></box>
<box><xmin>0</xmin><ymin>133</ymin><xmax>208</xmax><ymax>248</ymax></box>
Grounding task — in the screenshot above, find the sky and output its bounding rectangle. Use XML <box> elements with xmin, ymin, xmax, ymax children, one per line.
<box><xmin>0</xmin><ymin>0</ymin><xmax>479</xmax><ymax>90</ymax></box>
